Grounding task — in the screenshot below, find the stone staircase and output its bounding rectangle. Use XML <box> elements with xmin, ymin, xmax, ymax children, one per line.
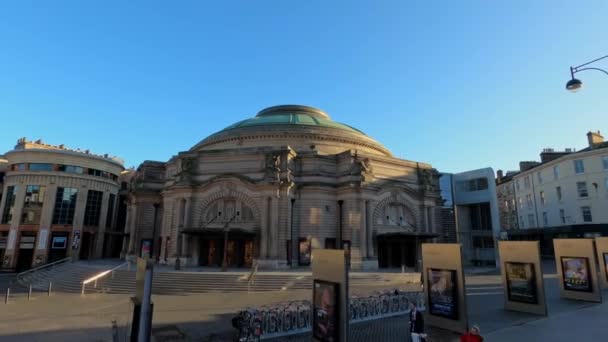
<box><xmin>17</xmin><ymin>262</ymin><xmax>419</xmax><ymax>295</ymax></box>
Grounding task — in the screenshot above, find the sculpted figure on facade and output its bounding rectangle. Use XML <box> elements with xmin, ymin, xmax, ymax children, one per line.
<box><xmin>351</xmin><ymin>155</ymin><xmax>374</xmax><ymax>182</ymax></box>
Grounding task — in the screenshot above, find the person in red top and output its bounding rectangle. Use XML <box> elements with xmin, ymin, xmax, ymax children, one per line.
<box><xmin>461</xmin><ymin>325</ymin><xmax>483</xmax><ymax>342</ymax></box>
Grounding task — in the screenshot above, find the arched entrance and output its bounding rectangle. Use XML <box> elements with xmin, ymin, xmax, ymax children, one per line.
<box><xmin>189</xmin><ymin>187</ymin><xmax>260</xmax><ymax>268</ymax></box>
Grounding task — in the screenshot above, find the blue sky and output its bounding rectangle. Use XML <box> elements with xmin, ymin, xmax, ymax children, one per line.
<box><xmin>1</xmin><ymin>1</ymin><xmax>606</xmax><ymax>173</ymax></box>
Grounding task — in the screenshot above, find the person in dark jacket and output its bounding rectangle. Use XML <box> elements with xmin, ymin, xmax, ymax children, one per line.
<box><xmin>409</xmin><ymin>302</ymin><xmax>425</xmax><ymax>341</ymax></box>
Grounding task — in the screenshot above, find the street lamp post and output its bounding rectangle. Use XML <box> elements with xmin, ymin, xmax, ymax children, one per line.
<box><xmin>566</xmin><ymin>54</ymin><xmax>608</xmax><ymax>92</ymax></box>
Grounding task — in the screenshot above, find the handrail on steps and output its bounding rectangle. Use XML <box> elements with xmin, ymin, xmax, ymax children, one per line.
<box><xmin>81</xmin><ymin>262</ymin><xmax>129</xmax><ymax>295</ymax></box>
<box><xmin>16</xmin><ymin>257</ymin><xmax>73</xmax><ymax>280</ymax></box>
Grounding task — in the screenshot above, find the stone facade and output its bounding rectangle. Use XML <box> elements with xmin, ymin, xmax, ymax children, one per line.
<box><xmin>0</xmin><ymin>139</ymin><xmax>125</xmax><ymax>271</ymax></box>
<box><xmin>496</xmin><ymin>172</ymin><xmax>519</xmax><ymax>231</ymax></box>
<box><xmin>127</xmin><ymin>105</ymin><xmax>442</xmax><ymax>270</ymax></box>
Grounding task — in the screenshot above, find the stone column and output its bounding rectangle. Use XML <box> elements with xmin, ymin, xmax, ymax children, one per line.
<box><xmin>359</xmin><ymin>199</ymin><xmax>367</xmax><ymax>260</ymax></box>
<box><xmin>182</xmin><ymin>198</ymin><xmax>192</xmax><ymax>259</ymax></box>
<box><xmin>367</xmin><ymin>201</ymin><xmax>375</xmax><ymax>258</ymax></box>
<box><xmin>127</xmin><ymin>201</ymin><xmax>138</xmax><ymax>255</ymax></box>
<box><xmin>4</xmin><ymin>185</ymin><xmax>26</xmax><ymax>269</ymax></box>
<box><xmin>259</xmin><ymin>197</ymin><xmax>269</xmax><ymax>259</ymax></box>
<box><xmin>269</xmin><ymin>196</ymin><xmax>279</xmax><ymax>258</ymax></box>
<box><xmin>70</xmin><ymin>187</ymin><xmax>88</xmax><ymax>260</ymax></box>
<box><xmin>93</xmin><ymin>191</ymin><xmax>111</xmax><ymax>258</ymax></box>
<box><xmin>121</xmin><ymin>203</ymin><xmax>131</xmax><ymax>259</ymax></box>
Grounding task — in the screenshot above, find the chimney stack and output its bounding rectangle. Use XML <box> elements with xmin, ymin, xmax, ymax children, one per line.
<box><xmin>497</xmin><ymin>170</ymin><xmax>504</xmax><ymax>181</ymax></box>
<box><xmin>587</xmin><ymin>130</ymin><xmax>604</xmax><ymax>148</ymax></box>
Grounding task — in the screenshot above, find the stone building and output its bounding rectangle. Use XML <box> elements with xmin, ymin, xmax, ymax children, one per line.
<box><xmin>0</xmin><ymin>138</ymin><xmax>125</xmax><ymax>271</ymax></box>
<box><xmin>126</xmin><ymin>105</ymin><xmax>442</xmax><ymax>270</ymax></box>
<box><xmin>495</xmin><ymin>170</ymin><xmax>519</xmax><ymax>231</ymax></box>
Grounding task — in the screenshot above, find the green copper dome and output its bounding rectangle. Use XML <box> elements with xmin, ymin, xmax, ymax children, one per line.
<box><xmin>192</xmin><ymin>105</ymin><xmax>392</xmax><ymax>156</ymax></box>
<box><xmin>218</xmin><ymin>105</ymin><xmax>367</xmax><ymax>135</ymax></box>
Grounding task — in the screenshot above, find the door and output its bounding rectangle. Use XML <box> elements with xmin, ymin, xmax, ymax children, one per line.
<box><xmin>80</xmin><ymin>232</ymin><xmax>92</xmax><ymax>260</ymax></box>
<box><xmin>16</xmin><ymin>234</ymin><xmax>36</xmax><ymax>272</ymax></box>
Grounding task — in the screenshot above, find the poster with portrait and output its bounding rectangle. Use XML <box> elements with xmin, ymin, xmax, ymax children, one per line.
<box><xmin>603</xmin><ymin>253</ymin><xmax>608</xmax><ymax>283</ymax></box>
<box><xmin>561</xmin><ymin>256</ymin><xmax>592</xmax><ymax>292</ymax></box>
<box><xmin>505</xmin><ymin>262</ymin><xmax>538</xmax><ymax>304</ymax></box>
<box><xmin>427</xmin><ymin>268</ymin><xmax>458</xmax><ymax>320</ymax></box>
<box><xmin>313</xmin><ymin>280</ymin><xmax>339</xmax><ymax>342</ymax></box>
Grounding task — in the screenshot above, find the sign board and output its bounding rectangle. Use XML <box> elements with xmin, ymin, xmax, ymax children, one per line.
<box><xmin>135</xmin><ymin>257</ymin><xmax>148</xmax><ymax>304</ymax></box>
<box><xmin>594</xmin><ymin>237</ymin><xmax>608</xmax><ymax>289</ymax></box>
<box><xmin>553</xmin><ymin>239</ymin><xmax>602</xmax><ymax>303</ymax></box>
<box><xmin>422</xmin><ymin>243</ymin><xmax>468</xmax><ymax>334</ymax></box>
<box><xmin>311</xmin><ymin>249</ymin><xmax>348</xmax><ymax>342</ymax></box>
<box><xmin>498</xmin><ymin>241</ymin><xmax>547</xmax><ymax>316</ymax></box>
<box><xmin>72</xmin><ymin>230</ymin><xmax>81</xmax><ymax>250</ymax></box>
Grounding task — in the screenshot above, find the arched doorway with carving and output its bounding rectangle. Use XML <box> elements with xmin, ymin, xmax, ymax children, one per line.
<box><xmin>372</xmin><ymin>190</ymin><xmax>437</xmax><ymax>270</ymax></box>
<box><xmin>187</xmin><ymin>186</ymin><xmax>261</xmax><ymax>268</ymax></box>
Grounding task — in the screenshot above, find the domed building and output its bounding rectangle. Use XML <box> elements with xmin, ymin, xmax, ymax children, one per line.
<box><xmin>126</xmin><ymin>105</ymin><xmax>441</xmax><ymax>270</ymax></box>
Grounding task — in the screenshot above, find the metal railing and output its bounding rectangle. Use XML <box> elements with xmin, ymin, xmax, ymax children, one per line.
<box><xmin>81</xmin><ymin>262</ymin><xmax>129</xmax><ymax>295</ymax></box>
<box><xmin>15</xmin><ymin>257</ymin><xmax>73</xmax><ymax>283</ymax></box>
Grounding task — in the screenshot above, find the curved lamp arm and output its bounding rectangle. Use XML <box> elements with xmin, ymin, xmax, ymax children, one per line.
<box><xmin>574</xmin><ymin>67</ymin><xmax>608</xmax><ymax>77</ymax></box>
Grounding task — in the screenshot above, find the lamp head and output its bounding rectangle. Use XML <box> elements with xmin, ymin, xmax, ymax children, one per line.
<box><xmin>566</xmin><ymin>77</ymin><xmax>583</xmax><ymax>92</ymax></box>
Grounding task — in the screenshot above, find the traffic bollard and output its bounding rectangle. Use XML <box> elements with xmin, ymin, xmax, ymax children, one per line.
<box><xmin>48</xmin><ymin>282</ymin><xmax>52</xmax><ymax>296</ymax></box>
<box><xmin>28</xmin><ymin>284</ymin><xmax>32</xmax><ymax>300</ymax></box>
<box><xmin>4</xmin><ymin>288</ymin><xmax>9</xmax><ymax>304</ymax></box>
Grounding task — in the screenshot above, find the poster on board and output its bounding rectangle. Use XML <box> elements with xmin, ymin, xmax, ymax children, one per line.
<box><xmin>427</xmin><ymin>268</ymin><xmax>458</xmax><ymax>320</ymax></box>
<box><xmin>560</xmin><ymin>256</ymin><xmax>592</xmax><ymax>293</ymax></box>
<box><xmin>553</xmin><ymin>239</ymin><xmax>602</xmax><ymax>303</ymax></box>
<box><xmin>504</xmin><ymin>262</ymin><xmax>538</xmax><ymax>304</ymax></box>
<box><xmin>422</xmin><ymin>243</ymin><xmax>468</xmax><ymax>334</ymax></box>
<box><xmin>313</xmin><ymin>280</ymin><xmax>339</xmax><ymax>342</ymax></box>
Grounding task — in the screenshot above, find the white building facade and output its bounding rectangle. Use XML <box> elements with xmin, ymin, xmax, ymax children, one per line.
<box><xmin>513</xmin><ymin>132</ymin><xmax>608</xmax><ymax>230</ymax></box>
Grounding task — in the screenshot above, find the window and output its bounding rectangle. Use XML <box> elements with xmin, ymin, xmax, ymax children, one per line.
<box><xmin>581</xmin><ymin>206</ymin><xmax>592</xmax><ymax>222</ymax></box>
<box><xmin>603</xmin><ymin>156</ymin><xmax>608</xmax><ymax>171</ymax></box>
<box><xmin>526</xmin><ymin>194</ymin><xmax>533</xmax><ymax>208</ymax></box>
<box><xmin>516</xmin><ymin>180</ymin><xmax>520</xmax><ymax>191</ymax></box>
<box><xmin>553</xmin><ymin>165</ymin><xmax>560</xmax><ymax>180</ymax></box>
<box><xmin>524</xmin><ymin>176</ymin><xmax>531</xmax><ymax>189</ymax></box>
<box><xmin>58</xmin><ymin>165</ymin><xmax>84</xmax><ymax>174</ymax></box>
<box><xmin>28</xmin><ymin>163</ymin><xmax>54</xmax><ymax>171</ymax></box>
<box><xmin>21</xmin><ymin>185</ymin><xmax>46</xmax><ymax>224</ymax></box>
<box><xmin>519</xmin><ymin>215</ymin><xmax>525</xmax><ymax>228</ymax></box>
<box><xmin>556</xmin><ymin>186</ymin><xmax>562</xmax><ymax>202</ymax></box>
<box><xmin>52</xmin><ymin>187</ymin><xmax>78</xmax><ymax>225</ymax></box>
<box><xmin>504</xmin><ymin>200</ymin><xmax>509</xmax><ymax>211</ymax></box>
<box><xmin>1</xmin><ymin>186</ymin><xmax>18</xmax><ymax>224</ymax></box>
<box><xmin>527</xmin><ymin>214</ymin><xmax>535</xmax><ymax>228</ymax></box>
<box><xmin>456</xmin><ymin>177</ymin><xmax>489</xmax><ymax>192</ymax></box>
<box><xmin>542</xmin><ymin>212</ymin><xmax>548</xmax><ymax>226</ymax></box>
<box><xmin>559</xmin><ymin>209</ymin><xmax>566</xmax><ymax>224</ymax></box>
<box><xmin>537</xmin><ymin>172</ymin><xmax>542</xmax><ymax>184</ymax></box>
<box><xmin>83</xmin><ymin>190</ymin><xmax>103</xmax><ymax>226</ymax></box>
<box><xmin>88</xmin><ymin>168</ymin><xmax>103</xmax><ymax>177</ymax></box>
<box><xmin>574</xmin><ymin>159</ymin><xmax>585</xmax><ymax>174</ymax></box>
<box><xmin>540</xmin><ymin>191</ymin><xmax>545</xmax><ymax>206</ymax></box>
<box><xmin>106</xmin><ymin>194</ymin><xmax>116</xmax><ymax>228</ymax></box>
<box><xmin>576</xmin><ymin>181</ymin><xmax>588</xmax><ymax>198</ymax></box>
<box><xmin>518</xmin><ymin>197</ymin><xmax>523</xmax><ymax>209</ymax></box>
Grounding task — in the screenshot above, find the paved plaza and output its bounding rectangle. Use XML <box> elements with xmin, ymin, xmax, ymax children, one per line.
<box><xmin>1</xmin><ymin>261</ymin><xmax>607</xmax><ymax>341</ymax></box>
